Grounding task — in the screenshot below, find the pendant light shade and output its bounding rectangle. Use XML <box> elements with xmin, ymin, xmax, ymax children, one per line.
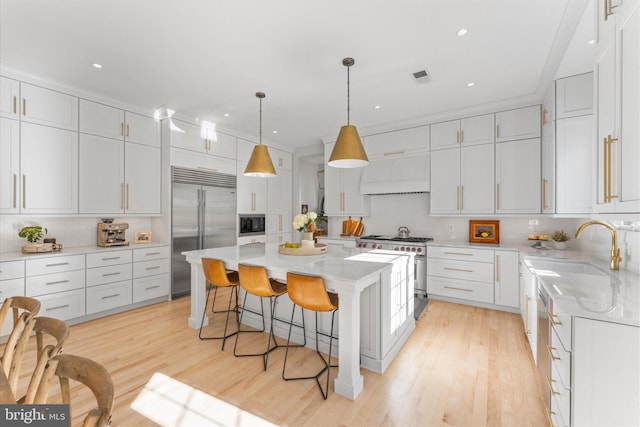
<box><xmin>244</xmin><ymin>92</ymin><xmax>276</xmax><ymax>177</ymax></box>
<box><xmin>328</xmin><ymin>57</ymin><xmax>369</xmax><ymax>168</ymax></box>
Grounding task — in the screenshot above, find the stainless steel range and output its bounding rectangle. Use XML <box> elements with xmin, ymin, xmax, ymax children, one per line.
<box><xmin>356</xmin><ymin>230</ymin><xmax>432</xmax><ymax>297</ymax></box>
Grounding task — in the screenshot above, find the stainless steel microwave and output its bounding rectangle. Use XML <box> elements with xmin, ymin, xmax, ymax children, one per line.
<box><xmin>239</xmin><ymin>214</ymin><xmax>265</xmax><ymax>236</ymax></box>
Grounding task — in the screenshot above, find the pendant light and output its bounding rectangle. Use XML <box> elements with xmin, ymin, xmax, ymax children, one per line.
<box><xmin>328</xmin><ymin>57</ymin><xmax>369</xmax><ymax>168</ymax></box>
<box><xmin>244</xmin><ymin>92</ymin><xmax>276</xmax><ymax>177</ymax></box>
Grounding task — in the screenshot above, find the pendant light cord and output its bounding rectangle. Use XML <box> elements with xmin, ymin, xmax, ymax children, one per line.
<box><xmin>346</xmin><ymin>64</ymin><xmax>351</xmax><ymax>125</ymax></box>
<box><xmin>259</xmin><ymin>96</ymin><xmax>262</xmax><ymax>145</ymax></box>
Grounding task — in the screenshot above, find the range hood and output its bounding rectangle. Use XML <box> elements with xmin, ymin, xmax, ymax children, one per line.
<box><xmin>360</xmin><ymin>154</ymin><xmax>430</xmax><ymax>195</ymax></box>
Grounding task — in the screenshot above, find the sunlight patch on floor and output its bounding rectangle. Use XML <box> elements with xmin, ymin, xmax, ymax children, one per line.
<box><xmin>131</xmin><ymin>372</ymin><xmax>277</xmax><ymax>427</ymax></box>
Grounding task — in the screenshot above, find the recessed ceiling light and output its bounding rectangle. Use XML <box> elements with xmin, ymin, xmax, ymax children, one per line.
<box><xmin>374</xmin><ymin>105</ymin><xmax>381</xmax><ymax>109</ymax></box>
<box><xmin>457</xmin><ymin>28</ymin><xmax>468</xmax><ymax>36</ymax></box>
<box><xmin>92</xmin><ymin>63</ymin><xmax>103</xmax><ymax>69</ymax></box>
<box><xmin>223</xmin><ymin>113</ymin><xmax>230</xmax><ymax>117</ymax></box>
<box><xmin>588</xmin><ymin>39</ymin><xmax>595</xmax><ymax>45</ymax></box>
<box><xmin>467</xmin><ymin>82</ymin><xmax>475</xmax><ymax>87</ymax></box>
<box><xmin>272</xmin><ymin>130</ymin><xmax>277</xmax><ymax>134</ymax></box>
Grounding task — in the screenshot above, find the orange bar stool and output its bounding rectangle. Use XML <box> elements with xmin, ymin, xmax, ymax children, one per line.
<box><xmin>234</xmin><ymin>264</ymin><xmax>305</xmax><ymax>370</ymax></box>
<box><xmin>198</xmin><ymin>258</ymin><xmax>240</xmax><ymax>350</ymax></box>
<box><xmin>282</xmin><ymin>272</ymin><xmax>338</xmax><ymax>400</ymax></box>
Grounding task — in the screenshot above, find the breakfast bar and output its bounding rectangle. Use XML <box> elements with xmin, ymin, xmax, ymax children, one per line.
<box><xmin>183</xmin><ymin>243</ymin><xmax>414</xmax><ymax>400</ymax></box>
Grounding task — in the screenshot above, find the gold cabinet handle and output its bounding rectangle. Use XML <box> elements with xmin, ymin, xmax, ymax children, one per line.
<box><xmin>456</xmin><ymin>186</ymin><xmax>460</xmax><ymax>210</ymax></box>
<box><xmin>22</xmin><ymin>175</ymin><xmax>26</xmax><ymax>208</ymax></box>
<box><xmin>12</xmin><ymin>174</ymin><xmax>17</xmax><ymax>208</ymax></box>
<box><xmin>383</xmin><ymin>151</ymin><xmax>405</xmax><ymax>156</ymax></box>
<box><xmin>456</xmin><ymin>130</ymin><xmax>460</xmax><ymax>144</ymax></box>
<box><xmin>549</xmin><ymin>312</ymin><xmax>562</xmax><ymax>327</ymax></box>
<box><xmin>496</xmin><ymin>124</ymin><xmax>500</xmax><ymax>139</ymax></box>
<box><xmin>444</xmin><ymin>267</ymin><xmax>474</xmax><ymax>273</ymax></box>
<box><xmin>607</xmin><ymin>135</ymin><xmax>618</xmax><ymax>201</ymax></box>
<box><xmin>126</xmin><ymin>123</ymin><xmax>130</xmax><ymax>138</ymax></box>
<box><xmin>13</xmin><ymin>96</ymin><xmax>17</xmax><ymax>114</ymax></box>
<box><xmin>546</xmin><ymin>376</ymin><xmax>561</xmax><ymax>396</ymax></box>
<box><xmin>546</xmin><ymin>345</ymin><xmax>561</xmax><ymax>361</ymax></box>
<box><xmin>603</xmin><ymin>137</ymin><xmax>609</xmax><ymax>202</ymax></box>
<box><xmin>279</xmin><ymin>158</ymin><xmax>283</xmax><ymax>167</ymax></box>
<box><xmin>121</xmin><ymin>123</ymin><xmax>124</xmax><ymax>137</ymax></box>
<box><xmin>543</xmin><ymin>178</ymin><xmax>549</xmax><ymax>209</ymax></box>
<box><xmin>460</xmin><ymin>129</ymin><xmax>464</xmax><ymax>143</ymax></box>
<box><xmin>547</xmin><ymin>409</ymin><xmax>557</xmax><ymax>427</ymax></box>
<box><xmin>444</xmin><ymin>285</ymin><xmax>473</xmax><ymax>292</ymax></box>
<box><xmin>495</xmin><ymin>255</ymin><xmax>500</xmax><ymax>283</ymax></box>
<box><xmin>279</xmin><ymin>214</ymin><xmax>282</xmax><ymax>232</ymax></box>
<box><xmin>126</xmin><ymin>184</ymin><xmax>129</xmax><ymax>210</ymax></box>
<box><xmin>496</xmin><ymin>183</ymin><xmax>500</xmax><ymax>210</ymax></box>
<box><xmin>461</xmin><ymin>185</ymin><xmax>464</xmax><ymax>210</ymax></box>
<box><xmin>605</xmin><ymin>0</ymin><xmax>618</xmax><ymax>20</ymax></box>
<box><xmin>120</xmin><ymin>183</ymin><xmax>124</xmax><ymax>209</ymax></box>
<box><xmin>22</xmin><ymin>98</ymin><xmax>26</xmax><ymax>116</ymax></box>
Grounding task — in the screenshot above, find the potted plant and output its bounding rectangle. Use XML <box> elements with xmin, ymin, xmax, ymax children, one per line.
<box><xmin>551</xmin><ymin>229</ymin><xmax>571</xmax><ymax>250</ymax></box>
<box><xmin>18</xmin><ymin>225</ymin><xmax>48</xmax><ymax>253</ymax></box>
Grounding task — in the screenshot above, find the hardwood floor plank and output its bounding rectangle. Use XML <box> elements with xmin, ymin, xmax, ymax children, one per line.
<box><xmin>3</xmin><ymin>295</ymin><xmax>547</xmax><ymax>426</ymax></box>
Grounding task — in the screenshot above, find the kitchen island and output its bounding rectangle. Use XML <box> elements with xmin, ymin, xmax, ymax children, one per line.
<box><xmin>183</xmin><ymin>243</ymin><xmax>415</xmax><ymax>400</ymax></box>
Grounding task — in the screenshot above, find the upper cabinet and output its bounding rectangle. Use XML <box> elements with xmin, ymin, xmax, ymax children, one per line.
<box><xmin>79</xmin><ymin>99</ymin><xmax>159</xmax><ymax>147</ymax></box>
<box><xmin>594</xmin><ymin>0</ymin><xmax>640</xmax><ymax>213</ymax></box>
<box><xmin>20</xmin><ymin>83</ymin><xmax>78</xmax><ymax>131</ymax></box>
<box><xmin>0</xmin><ymin>77</ymin><xmax>20</xmax><ymax>120</ymax></box>
<box><xmin>495</xmin><ymin>138</ymin><xmax>541</xmax><ymax>214</ymax></box>
<box><xmin>168</xmin><ymin>118</ymin><xmax>235</xmax><ymax>158</ymax></box>
<box><xmin>555</xmin><ymin>73</ymin><xmax>594</xmax><ymax>119</ymax></box>
<box><xmin>363</xmin><ymin>126</ymin><xmax>429</xmax><ymax>157</ymax></box>
<box><xmin>269</xmin><ymin>147</ymin><xmax>292</xmax><ymax>171</ymax></box>
<box><xmin>495</xmin><ymin>105</ymin><xmax>541</xmax><ymax>143</ymax></box>
<box><xmin>324</xmin><ymin>142</ymin><xmax>369</xmax><ymax>216</ymax></box>
<box><xmin>0</xmin><ymin>118</ymin><xmax>20</xmax><ymax>213</ymax></box>
<box><xmin>430</xmin><ymin>114</ymin><xmax>494</xmax><ymax>150</ymax></box>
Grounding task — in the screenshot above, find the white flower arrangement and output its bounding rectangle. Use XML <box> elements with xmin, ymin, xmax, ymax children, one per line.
<box><xmin>293</xmin><ymin>211</ymin><xmax>318</xmax><ymax>232</ymax></box>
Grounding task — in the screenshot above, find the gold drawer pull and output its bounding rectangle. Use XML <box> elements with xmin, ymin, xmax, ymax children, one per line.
<box><xmin>546</xmin><ymin>345</ymin><xmax>561</xmax><ymax>361</ymax></box>
<box><xmin>546</xmin><ymin>376</ymin><xmax>561</xmax><ymax>396</ymax></box>
<box><xmin>45</xmin><ymin>280</ymin><xmax>69</xmax><ymax>286</ymax></box>
<box><xmin>444</xmin><ymin>286</ymin><xmax>473</xmax><ymax>292</ymax></box>
<box><xmin>46</xmin><ymin>304</ymin><xmax>70</xmax><ymax>312</ymax></box>
<box><xmin>444</xmin><ymin>267</ymin><xmax>474</xmax><ymax>273</ymax></box>
<box><xmin>102</xmin><ymin>294</ymin><xmax>120</xmax><ymax>300</ymax></box>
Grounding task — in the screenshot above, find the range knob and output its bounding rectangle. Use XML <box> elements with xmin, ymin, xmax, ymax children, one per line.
<box><xmin>411</xmin><ymin>247</ymin><xmax>416</xmax><ymax>252</ymax></box>
<box><xmin>400</xmin><ymin>246</ymin><xmax>405</xmax><ymax>251</ymax></box>
<box><xmin>417</xmin><ymin>247</ymin><xmax>422</xmax><ymax>253</ymax></box>
<box><xmin>377</xmin><ymin>244</ymin><xmax>383</xmax><ymax>249</ymax></box>
<box><xmin>394</xmin><ymin>247</ymin><xmax>399</xmax><ymax>251</ymax></box>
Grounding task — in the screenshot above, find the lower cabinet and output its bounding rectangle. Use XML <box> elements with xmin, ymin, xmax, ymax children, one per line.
<box><xmin>87</xmin><ymin>280</ymin><xmax>132</xmax><ymax>314</ymax></box>
<box><xmin>0</xmin><ymin>259</ymin><xmax>25</xmax><ymax>336</ymax></box>
<box><xmin>38</xmin><ymin>289</ymin><xmax>86</xmax><ymax>321</ymax></box>
<box><xmin>132</xmin><ymin>246</ymin><xmax>170</xmax><ymax>303</ymax></box>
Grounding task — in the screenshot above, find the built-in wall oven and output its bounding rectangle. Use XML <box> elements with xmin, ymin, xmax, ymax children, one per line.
<box><xmin>356</xmin><ymin>235</ymin><xmax>432</xmax><ymax>297</ymax></box>
<box><xmin>239</xmin><ymin>214</ymin><xmax>265</xmax><ymax>236</ymax></box>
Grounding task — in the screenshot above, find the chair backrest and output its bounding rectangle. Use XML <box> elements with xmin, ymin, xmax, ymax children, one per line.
<box><xmin>0</xmin><ymin>296</ymin><xmax>41</xmax><ymax>394</ymax></box>
<box><xmin>35</xmin><ymin>354</ymin><xmax>114</xmax><ymax>427</ymax></box>
<box><xmin>238</xmin><ymin>264</ymin><xmax>277</xmax><ymax>297</ymax></box>
<box><xmin>202</xmin><ymin>258</ymin><xmax>238</xmax><ymax>287</ymax></box>
<box><xmin>21</xmin><ymin>317</ymin><xmax>70</xmax><ymax>404</ymax></box>
<box><xmin>286</xmin><ymin>272</ymin><xmax>337</xmax><ymax>312</ymax></box>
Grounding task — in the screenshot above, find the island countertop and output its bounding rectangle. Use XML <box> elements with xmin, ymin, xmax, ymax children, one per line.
<box><xmin>182</xmin><ymin>243</ymin><xmax>414</xmax><ymax>400</ymax></box>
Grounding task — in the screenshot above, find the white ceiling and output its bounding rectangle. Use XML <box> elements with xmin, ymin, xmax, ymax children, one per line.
<box><xmin>0</xmin><ymin>0</ymin><xmax>591</xmax><ymax>149</ymax></box>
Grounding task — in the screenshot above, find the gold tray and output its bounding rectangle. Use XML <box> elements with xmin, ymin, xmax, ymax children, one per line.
<box><xmin>22</xmin><ymin>243</ymin><xmax>63</xmax><ymax>253</ymax></box>
<box><xmin>278</xmin><ymin>243</ymin><xmax>328</xmax><ymax>256</ymax></box>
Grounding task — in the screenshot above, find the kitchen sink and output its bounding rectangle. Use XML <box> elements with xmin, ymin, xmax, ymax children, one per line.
<box><xmin>526</xmin><ymin>259</ymin><xmax>609</xmax><ymax>277</ymax></box>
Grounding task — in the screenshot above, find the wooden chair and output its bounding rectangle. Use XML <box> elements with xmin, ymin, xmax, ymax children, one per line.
<box><xmin>282</xmin><ymin>272</ymin><xmax>338</xmax><ymax>399</ymax></box>
<box><xmin>0</xmin><ymin>296</ymin><xmax>41</xmax><ymax>396</ymax></box>
<box><xmin>19</xmin><ymin>316</ymin><xmax>70</xmax><ymax>404</ymax></box>
<box><xmin>199</xmin><ymin>259</ymin><xmax>241</xmax><ymax>350</ymax></box>
<box><xmin>34</xmin><ymin>354</ymin><xmax>114</xmax><ymax>427</ymax></box>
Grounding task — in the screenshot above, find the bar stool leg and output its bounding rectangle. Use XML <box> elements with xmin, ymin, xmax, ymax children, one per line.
<box><xmin>199</xmin><ymin>283</ymin><xmax>240</xmax><ymax>350</ymax></box>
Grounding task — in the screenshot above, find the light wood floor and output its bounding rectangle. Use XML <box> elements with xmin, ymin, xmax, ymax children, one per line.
<box><xmin>9</xmin><ymin>295</ymin><xmax>548</xmax><ymax>426</ymax></box>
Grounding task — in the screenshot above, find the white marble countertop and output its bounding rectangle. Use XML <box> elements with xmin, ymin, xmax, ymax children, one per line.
<box><xmin>427</xmin><ymin>239</ymin><xmax>519</xmax><ymax>251</ymax></box>
<box><xmin>0</xmin><ymin>242</ymin><xmax>169</xmax><ymax>262</ymax></box>
<box><xmin>523</xmin><ymin>253</ymin><xmax>639</xmax><ymax>327</ymax></box>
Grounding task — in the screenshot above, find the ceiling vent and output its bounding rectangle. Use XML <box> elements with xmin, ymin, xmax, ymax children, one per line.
<box><xmin>412</xmin><ymin>69</ymin><xmax>431</xmax><ymax>83</ymax></box>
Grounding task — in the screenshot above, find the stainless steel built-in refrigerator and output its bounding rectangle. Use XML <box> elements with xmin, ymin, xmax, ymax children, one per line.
<box><xmin>171</xmin><ymin>167</ymin><xmax>237</xmax><ymax>297</ymax></box>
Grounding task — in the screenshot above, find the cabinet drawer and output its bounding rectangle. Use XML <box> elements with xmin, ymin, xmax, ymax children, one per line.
<box><xmin>0</xmin><ymin>278</ymin><xmax>25</xmax><ymax>301</ymax></box>
<box><xmin>549</xmin><ymin>374</ymin><xmax>570</xmax><ymax>426</ymax></box>
<box><xmin>86</xmin><ymin>280</ymin><xmax>132</xmax><ymax>314</ymax></box>
<box><xmin>0</xmin><ymin>261</ymin><xmax>24</xmax><ymax>280</ymax></box>
<box><xmin>550</xmin><ymin>309</ymin><xmax>571</xmax><ymax>352</ymax></box>
<box><xmin>38</xmin><ymin>289</ymin><xmax>85</xmax><ymax>321</ymax></box>
<box><xmin>26</xmin><ymin>255</ymin><xmax>85</xmax><ymax>276</ymax></box>
<box><xmin>427</xmin><ymin>276</ymin><xmax>494</xmax><ymax>304</ymax></box>
<box><xmin>551</xmin><ymin>393</ymin><xmax>569</xmax><ymax>427</ymax></box>
<box><xmin>551</xmin><ymin>327</ymin><xmax>571</xmax><ymax>389</ymax></box>
<box><xmin>86</xmin><ymin>263</ymin><xmax>132</xmax><ymax>287</ymax></box>
<box><xmin>133</xmin><ymin>259</ymin><xmax>169</xmax><ymax>278</ymax></box>
<box><xmin>26</xmin><ymin>269</ymin><xmax>85</xmax><ymax>297</ymax></box>
<box><xmin>86</xmin><ymin>250</ymin><xmax>132</xmax><ymax>268</ymax></box>
<box><xmin>133</xmin><ymin>246</ymin><xmax>169</xmax><ymax>262</ymax></box>
<box><xmin>427</xmin><ymin>258</ymin><xmax>494</xmax><ymax>283</ymax></box>
<box><xmin>427</xmin><ymin>246</ymin><xmax>493</xmax><ymax>263</ymax></box>
<box><xmin>133</xmin><ymin>274</ymin><xmax>169</xmax><ymax>303</ymax></box>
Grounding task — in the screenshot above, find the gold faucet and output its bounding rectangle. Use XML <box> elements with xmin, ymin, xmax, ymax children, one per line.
<box><xmin>575</xmin><ymin>221</ymin><xmax>622</xmax><ymax>270</ymax></box>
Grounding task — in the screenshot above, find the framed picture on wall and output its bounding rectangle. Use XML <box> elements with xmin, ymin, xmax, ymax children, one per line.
<box><xmin>469</xmin><ymin>220</ymin><xmax>500</xmax><ymax>244</ymax></box>
<box><xmin>301</xmin><ymin>204</ymin><xmax>308</xmax><ymax>214</ymax></box>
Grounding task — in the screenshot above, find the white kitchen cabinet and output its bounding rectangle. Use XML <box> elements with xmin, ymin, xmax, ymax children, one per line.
<box><xmin>79</xmin><ymin>135</ymin><xmax>160</xmax><ymax>214</ymax></box>
<box><xmin>430</xmin><ymin>144</ymin><xmax>494</xmax><ymax>215</ymax></box>
<box><xmin>542</xmin><ymin>83</ymin><xmax>555</xmax><ymax>129</ymax></box>
<box><xmin>270</xmin><ymin>147</ymin><xmax>292</xmax><ymax>170</ymax></box>
<box><xmin>594</xmin><ymin>0</ymin><xmax>640</xmax><ymax>213</ymax></box>
<box><xmin>360</xmin><ymin>154</ymin><xmax>430</xmax><ymax>195</ymax></box>
<box><xmin>555</xmin><ymin>73</ymin><xmax>594</xmax><ymax>119</ymax></box>
<box><xmin>495</xmin><ymin>105</ymin><xmax>541</xmax><ymax>142</ymax></box>
<box><xmin>494</xmin><ymin>250</ymin><xmax>519</xmax><ymax>309</ymax></box>
<box><xmin>542</xmin><ymin>120</ymin><xmax>555</xmax><ymax>214</ymax></box>
<box><xmin>124</xmin><ymin>143</ymin><xmax>161</xmax><ymax>214</ymax></box>
<box><xmin>167</xmin><ymin>118</ymin><xmax>235</xmax><ymax>158</ymax></box>
<box><xmin>0</xmin><ymin>118</ymin><xmax>20</xmax><ymax>213</ymax></box>
<box><xmin>237</xmin><ymin>160</ymin><xmax>267</xmax><ymax>214</ymax></box>
<box><xmin>555</xmin><ymin>115</ymin><xmax>593</xmax><ymax>214</ymax></box>
<box><xmin>430</xmin><ymin>114</ymin><xmax>494</xmax><ymax>150</ymax></box>
<box><xmin>495</xmin><ymin>138</ymin><xmax>541</xmax><ymax>214</ymax></box>
<box><xmin>519</xmin><ymin>261</ymin><xmax>537</xmax><ymax>363</ymax></box>
<box><xmin>132</xmin><ymin>246</ymin><xmax>170</xmax><ymax>303</ymax></box>
<box><xmin>86</xmin><ymin>280</ymin><xmax>132</xmax><ymax>315</ymax></box>
<box><xmin>323</xmin><ymin>142</ymin><xmax>369</xmax><ymax>216</ymax></box>
<box><xmin>267</xmin><ymin>169</ymin><xmax>292</xmax><ymax>237</ymax></box>
<box><xmin>20</xmin><ymin>83</ymin><xmax>78</xmax><ymax>131</ymax></box>
<box><xmin>573</xmin><ymin>317</ymin><xmax>640</xmax><ymax>427</ymax></box>
<box><xmin>38</xmin><ymin>289</ymin><xmax>86</xmax><ymax>321</ymax></box>
<box><xmin>363</xmin><ymin>126</ymin><xmax>429</xmax><ymax>157</ymax></box>
<box><xmin>0</xmin><ymin>77</ymin><xmax>20</xmax><ymax>120</ymax></box>
<box><xmin>0</xmin><ymin>260</ymin><xmax>25</xmax><ymax>337</ymax></box>
<box><xmin>79</xmin><ymin>99</ymin><xmax>159</xmax><ymax>147</ymax></box>
<box><xmin>20</xmin><ymin>122</ymin><xmax>78</xmax><ymax>214</ymax></box>
<box><xmin>237</xmin><ymin>235</ymin><xmax>266</xmax><ymax>246</ymax></box>
<box><xmin>169</xmin><ymin>147</ymin><xmax>236</xmax><ymax>175</ymax></box>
